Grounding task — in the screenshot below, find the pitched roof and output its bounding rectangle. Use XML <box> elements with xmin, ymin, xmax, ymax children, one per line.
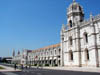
<box><xmin>32</xmin><ymin>43</ymin><xmax>60</xmax><ymax>53</ymax></box>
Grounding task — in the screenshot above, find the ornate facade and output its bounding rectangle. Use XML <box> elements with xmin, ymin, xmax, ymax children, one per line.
<box><xmin>27</xmin><ymin>44</ymin><xmax>61</xmax><ymax>66</ymax></box>
<box><xmin>13</xmin><ymin>0</ymin><xmax>100</xmax><ymax>67</ymax></box>
<box><xmin>61</xmin><ymin>0</ymin><xmax>100</xmax><ymax>67</ymax></box>
<box><xmin>12</xmin><ymin>50</ymin><xmax>32</xmax><ymax>65</ymax></box>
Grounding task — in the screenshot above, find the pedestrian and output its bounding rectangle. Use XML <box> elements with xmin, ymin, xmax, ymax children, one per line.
<box><xmin>21</xmin><ymin>64</ymin><xmax>24</xmax><ymax>70</ymax></box>
<box><xmin>29</xmin><ymin>64</ymin><xmax>31</xmax><ymax>69</ymax></box>
<box><xmin>14</xmin><ymin>63</ymin><xmax>17</xmax><ymax>70</ymax></box>
<box><xmin>37</xmin><ymin>65</ymin><xmax>39</xmax><ymax>69</ymax></box>
<box><xmin>41</xmin><ymin>64</ymin><xmax>43</xmax><ymax>69</ymax></box>
<box><xmin>25</xmin><ymin>65</ymin><xmax>27</xmax><ymax>69</ymax></box>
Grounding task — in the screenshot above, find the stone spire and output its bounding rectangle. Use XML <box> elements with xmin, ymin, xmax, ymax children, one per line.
<box><xmin>61</xmin><ymin>24</ymin><xmax>65</xmax><ymax>32</ymax></box>
<box><xmin>12</xmin><ymin>49</ymin><xmax>15</xmax><ymax>57</ymax></box>
<box><xmin>90</xmin><ymin>13</ymin><xmax>93</xmax><ymax>19</ymax></box>
<box><xmin>90</xmin><ymin>13</ymin><xmax>94</xmax><ymax>25</ymax></box>
<box><xmin>61</xmin><ymin>24</ymin><xmax>66</xmax><ymax>36</ymax></box>
<box><xmin>18</xmin><ymin>50</ymin><xmax>20</xmax><ymax>55</ymax></box>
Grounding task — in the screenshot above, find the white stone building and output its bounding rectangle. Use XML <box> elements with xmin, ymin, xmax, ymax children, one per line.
<box><xmin>12</xmin><ymin>0</ymin><xmax>100</xmax><ymax>68</ymax></box>
<box><xmin>12</xmin><ymin>50</ymin><xmax>32</xmax><ymax>65</ymax></box>
<box><xmin>27</xmin><ymin>44</ymin><xmax>61</xmax><ymax>66</ymax></box>
<box><xmin>12</xmin><ymin>44</ymin><xmax>61</xmax><ymax>66</ymax></box>
<box><xmin>61</xmin><ymin>0</ymin><xmax>100</xmax><ymax>67</ymax></box>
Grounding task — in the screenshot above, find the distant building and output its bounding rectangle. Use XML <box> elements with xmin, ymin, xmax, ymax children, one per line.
<box><xmin>12</xmin><ymin>50</ymin><xmax>32</xmax><ymax>65</ymax></box>
<box><xmin>2</xmin><ymin>57</ymin><xmax>12</xmax><ymax>64</ymax></box>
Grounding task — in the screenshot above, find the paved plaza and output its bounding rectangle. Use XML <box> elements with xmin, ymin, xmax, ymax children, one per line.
<box><xmin>0</xmin><ymin>64</ymin><xmax>100</xmax><ymax>75</ymax></box>
<box><xmin>0</xmin><ymin>68</ymin><xmax>100</xmax><ymax>75</ymax></box>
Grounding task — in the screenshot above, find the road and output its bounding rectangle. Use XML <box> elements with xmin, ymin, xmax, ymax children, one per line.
<box><xmin>0</xmin><ymin>63</ymin><xmax>100</xmax><ymax>75</ymax></box>
<box><xmin>0</xmin><ymin>67</ymin><xmax>100</xmax><ymax>75</ymax></box>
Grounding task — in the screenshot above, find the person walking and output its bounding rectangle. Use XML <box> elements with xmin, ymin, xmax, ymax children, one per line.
<box><xmin>21</xmin><ymin>64</ymin><xmax>24</xmax><ymax>71</ymax></box>
<box><xmin>25</xmin><ymin>65</ymin><xmax>27</xmax><ymax>69</ymax></box>
<box><xmin>29</xmin><ymin>64</ymin><xmax>31</xmax><ymax>69</ymax></box>
<box><xmin>14</xmin><ymin>63</ymin><xmax>17</xmax><ymax>70</ymax></box>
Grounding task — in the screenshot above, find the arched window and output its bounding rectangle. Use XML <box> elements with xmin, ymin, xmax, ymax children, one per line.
<box><xmin>61</xmin><ymin>35</ymin><xmax>64</xmax><ymax>41</ymax></box>
<box><xmin>85</xmin><ymin>49</ymin><xmax>89</xmax><ymax>61</ymax></box>
<box><xmin>69</xmin><ymin>20</ymin><xmax>72</xmax><ymax>28</ymax></box>
<box><xmin>51</xmin><ymin>51</ymin><xmax>52</xmax><ymax>55</ymax></box>
<box><xmin>58</xmin><ymin>49</ymin><xmax>61</xmax><ymax>55</ymax></box>
<box><xmin>69</xmin><ymin>50</ymin><xmax>73</xmax><ymax>61</ymax></box>
<box><xmin>84</xmin><ymin>32</ymin><xmax>88</xmax><ymax>43</ymax></box>
<box><xmin>55</xmin><ymin>50</ymin><xmax>56</xmax><ymax>55</ymax></box>
<box><xmin>69</xmin><ymin>36</ymin><xmax>73</xmax><ymax>45</ymax></box>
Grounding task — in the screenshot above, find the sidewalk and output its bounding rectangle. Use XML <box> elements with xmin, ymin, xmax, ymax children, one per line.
<box><xmin>31</xmin><ymin>66</ymin><xmax>100</xmax><ymax>73</ymax></box>
<box><xmin>42</xmin><ymin>66</ymin><xmax>100</xmax><ymax>73</ymax></box>
<box><xmin>0</xmin><ymin>65</ymin><xmax>21</xmax><ymax>72</ymax></box>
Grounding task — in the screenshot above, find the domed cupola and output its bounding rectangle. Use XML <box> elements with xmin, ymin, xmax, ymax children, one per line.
<box><xmin>67</xmin><ymin>0</ymin><xmax>84</xmax><ymax>28</ymax></box>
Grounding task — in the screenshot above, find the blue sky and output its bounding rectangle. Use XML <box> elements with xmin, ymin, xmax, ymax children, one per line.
<box><xmin>0</xmin><ymin>0</ymin><xmax>100</xmax><ymax>57</ymax></box>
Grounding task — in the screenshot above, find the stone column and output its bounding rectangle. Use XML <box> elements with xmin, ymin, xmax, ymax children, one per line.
<box><xmin>60</xmin><ymin>24</ymin><xmax>65</xmax><ymax>66</ymax></box>
<box><xmin>76</xmin><ymin>25</ymin><xmax>81</xmax><ymax>67</ymax></box>
<box><xmin>60</xmin><ymin>36</ymin><xmax>64</xmax><ymax>66</ymax></box>
<box><xmin>51</xmin><ymin>57</ymin><xmax>54</xmax><ymax>66</ymax></box>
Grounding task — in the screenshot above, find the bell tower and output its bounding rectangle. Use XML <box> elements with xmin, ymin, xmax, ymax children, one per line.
<box><xmin>67</xmin><ymin>0</ymin><xmax>84</xmax><ymax>28</ymax></box>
